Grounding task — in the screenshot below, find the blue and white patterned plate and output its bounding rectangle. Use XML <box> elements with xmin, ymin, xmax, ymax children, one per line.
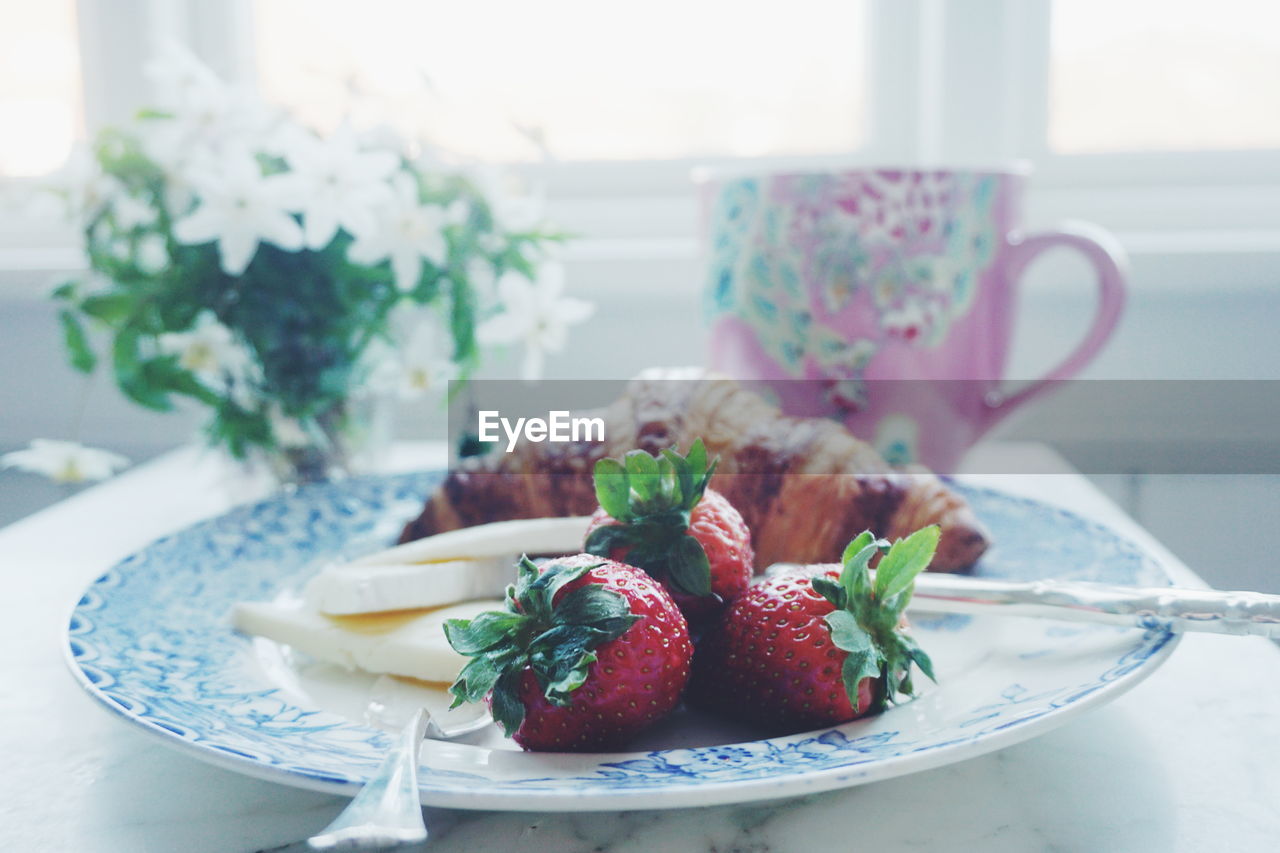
<box><xmin>64</xmin><ymin>474</ymin><xmax>1178</xmax><ymax>811</ymax></box>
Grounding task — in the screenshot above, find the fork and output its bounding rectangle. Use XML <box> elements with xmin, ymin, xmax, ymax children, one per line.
<box><xmin>307</xmin><ymin>707</ymin><xmax>488</xmax><ymax>851</ymax></box>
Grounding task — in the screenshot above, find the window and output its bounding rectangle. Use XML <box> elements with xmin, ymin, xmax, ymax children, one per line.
<box><xmin>0</xmin><ymin>1</ymin><xmax>84</xmax><ymax>178</ymax></box>
<box><xmin>1049</xmin><ymin>0</ymin><xmax>1280</xmax><ymax>154</ymax></box>
<box><xmin>1</xmin><ymin>0</ymin><xmax>1276</xmax><ymax>278</ymax></box>
<box><xmin>250</xmin><ymin>0</ymin><xmax>870</xmax><ymax>163</ymax></box>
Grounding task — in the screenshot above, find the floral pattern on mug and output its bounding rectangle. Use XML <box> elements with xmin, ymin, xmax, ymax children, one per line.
<box><xmin>707</xmin><ymin>170</ymin><xmax>1000</xmax><ymax>383</ymax></box>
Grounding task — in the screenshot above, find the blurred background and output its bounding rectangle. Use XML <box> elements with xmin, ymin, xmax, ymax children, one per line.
<box><xmin>1</xmin><ymin>0</ymin><xmax>1277</xmax><ymax>588</ymax></box>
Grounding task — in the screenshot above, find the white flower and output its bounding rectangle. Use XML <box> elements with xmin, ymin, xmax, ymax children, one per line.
<box><xmin>276</xmin><ymin>124</ymin><xmax>398</xmax><ymax>250</ymax></box>
<box><xmin>39</xmin><ymin>147</ymin><xmax>124</xmax><ymax>224</ymax></box>
<box><xmin>1</xmin><ymin>439</ymin><xmax>129</xmax><ymax>484</ymax></box>
<box><xmin>140</xmin><ymin>42</ymin><xmax>276</xmax><ymax>173</ymax></box>
<box><xmin>111</xmin><ymin>193</ymin><xmax>157</xmax><ymax>231</ymax></box>
<box><xmin>476</xmin><ymin>263</ymin><xmax>593</xmax><ymax>380</ymax></box>
<box><xmin>469</xmin><ymin>165</ymin><xmax>545</xmax><ymax>233</ymax></box>
<box><xmin>135</xmin><ymin>234</ymin><xmax>169</xmax><ymax>274</ymax></box>
<box><xmin>158</xmin><ymin>311</ymin><xmax>257</xmax><ymax>406</ymax></box>
<box><xmin>365</xmin><ymin>311</ymin><xmax>459</xmax><ymax>400</ymax></box>
<box><xmin>347</xmin><ymin>173</ymin><xmax>463</xmax><ymax>292</ymax></box>
<box><xmin>172</xmin><ymin>153</ymin><xmax>303</xmax><ymax>275</ymax></box>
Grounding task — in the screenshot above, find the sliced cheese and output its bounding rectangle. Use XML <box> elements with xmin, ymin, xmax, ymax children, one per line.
<box><xmin>351</xmin><ymin>516</ymin><xmax>590</xmax><ymax>566</ymax></box>
<box><xmin>233</xmin><ymin>598</ymin><xmax>503</xmax><ymax>683</ymax></box>
<box><xmin>305</xmin><ymin>555</ymin><xmax>515</xmax><ymax>615</ymax></box>
<box><xmin>308</xmin><ymin>515</ymin><xmax>591</xmax><ymax>616</ymax></box>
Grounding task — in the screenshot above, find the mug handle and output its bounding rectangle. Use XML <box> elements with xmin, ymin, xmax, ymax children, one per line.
<box><xmin>983</xmin><ymin>220</ymin><xmax>1128</xmax><ymax>426</ymax></box>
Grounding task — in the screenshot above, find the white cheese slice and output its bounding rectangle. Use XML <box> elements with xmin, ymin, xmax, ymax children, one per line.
<box><xmin>232</xmin><ymin>598</ymin><xmax>503</xmax><ymax>683</ymax></box>
<box><xmin>305</xmin><ymin>555</ymin><xmax>516</xmax><ymax>616</ymax></box>
<box><xmin>308</xmin><ymin>515</ymin><xmax>591</xmax><ymax>616</ymax></box>
<box><xmin>351</xmin><ymin>516</ymin><xmax>591</xmax><ymax>566</ymax></box>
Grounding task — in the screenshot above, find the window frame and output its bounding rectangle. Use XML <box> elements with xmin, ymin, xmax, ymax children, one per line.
<box><xmin>2</xmin><ymin>0</ymin><xmax>1278</xmax><ymax>296</ymax></box>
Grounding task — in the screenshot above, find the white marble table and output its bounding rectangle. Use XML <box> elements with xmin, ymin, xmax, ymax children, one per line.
<box><xmin>2</xmin><ymin>442</ymin><xmax>1277</xmax><ymax>852</ymax></box>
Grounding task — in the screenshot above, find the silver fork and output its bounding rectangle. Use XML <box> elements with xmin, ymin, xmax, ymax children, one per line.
<box><xmin>307</xmin><ymin>708</ymin><xmax>488</xmax><ymax>851</ymax></box>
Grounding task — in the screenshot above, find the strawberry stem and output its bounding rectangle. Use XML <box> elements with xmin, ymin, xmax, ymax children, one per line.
<box><xmin>444</xmin><ymin>556</ymin><xmax>640</xmax><ymax>736</ymax></box>
<box><xmin>586</xmin><ymin>438</ymin><xmax>717</xmax><ymax>597</ymax></box>
<box><xmin>816</xmin><ymin>526</ymin><xmax>940</xmax><ymax>714</ymax></box>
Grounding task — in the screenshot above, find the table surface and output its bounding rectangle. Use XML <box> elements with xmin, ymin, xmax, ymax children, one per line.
<box><xmin>2</xmin><ymin>442</ymin><xmax>1277</xmax><ymax>853</ymax></box>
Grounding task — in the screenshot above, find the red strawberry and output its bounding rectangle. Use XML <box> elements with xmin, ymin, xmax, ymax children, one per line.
<box><xmin>444</xmin><ymin>553</ymin><xmax>692</xmax><ymax>751</ymax></box>
<box><xmin>584</xmin><ymin>439</ymin><xmax>753</xmax><ymax>621</ymax></box>
<box><xmin>688</xmin><ymin>527</ymin><xmax>940</xmax><ymax>734</ymax></box>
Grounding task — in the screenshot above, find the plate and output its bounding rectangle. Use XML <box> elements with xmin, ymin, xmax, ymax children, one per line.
<box><xmin>64</xmin><ymin>474</ymin><xmax>1178</xmax><ymax>811</ymax></box>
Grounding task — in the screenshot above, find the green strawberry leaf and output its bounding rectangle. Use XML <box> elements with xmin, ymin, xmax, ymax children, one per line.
<box><xmin>442</xmin><ymin>611</ymin><xmax>524</xmax><ymax>655</ymax></box>
<box><xmin>840</xmin><ymin>647</ymin><xmax>881</xmax><ymax>714</ymax></box>
<box><xmin>533</xmin><ymin>556</ymin><xmax>599</xmax><ymax>599</ymax></box>
<box><xmin>825</xmin><ymin>609</ymin><xmax>871</xmax><ymax>653</ymax></box>
<box><xmin>661</xmin><ymin>447</ymin><xmax>694</xmax><ymax>505</ymax></box>
<box><xmin>587</xmin><ymin>439</ymin><xmax>722</xmax><ymax>598</ymax></box>
<box><xmin>623</xmin><ymin>449</ymin><xmax>659</xmax><ymax>499</ymax></box>
<box><xmin>840</xmin><ymin>542</ymin><xmax>878</xmax><ymax>607</ymax></box>
<box><xmin>898</xmin><ymin>633</ymin><xmax>937</xmax><ymax>683</ymax></box>
<box><xmin>685</xmin><ymin>437</ymin><xmax>708</xmax><ymax>483</ymax></box>
<box><xmin>665</xmin><ymin>534</ymin><xmax>712</xmax><ymax>597</ymax></box>
<box><xmin>489</xmin><ymin>669</ymin><xmax>526</xmax><ymax>736</ymax></box>
<box><xmin>551</xmin><ymin>584</ymin><xmax>636</xmax><ymax>628</ymax></box>
<box><xmin>541</xmin><ymin>649</ymin><xmax>597</xmax><ymax>705</ymax></box>
<box><xmin>445</xmin><ymin>555</ymin><xmax>641</xmax><ymax>740</ymax></box>
<box><xmin>584</xmin><ymin>524</ymin><xmax>632</xmax><ymax>558</ymax></box>
<box><xmin>448</xmin><ymin>653</ymin><xmax>504</xmax><ymax>707</ymax></box>
<box><xmin>593</xmin><ymin>458</ymin><xmax>631</xmax><ymax>521</ymax></box>
<box><xmin>811</xmin><ymin>576</ymin><xmax>846</xmax><ymax>608</ymax></box>
<box><xmin>819</xmin><ymin>525</ymin><xmax>942</xmax><ymax>716</ymax></box>
<box><xmin>873</xmin><ymin>525</ymin><xmax>940</xmax><ymax>604</ymax></box>
<box><xmin>840</xmin><ymin>530</ymin><xmax>877</xmax><ymax>566</ymax></box>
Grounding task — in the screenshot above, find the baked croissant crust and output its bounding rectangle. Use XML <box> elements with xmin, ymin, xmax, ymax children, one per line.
<box><xmin>400</xmin><ymin>376</ymin><xmax>989</xmax><ymax>572</ymax></box>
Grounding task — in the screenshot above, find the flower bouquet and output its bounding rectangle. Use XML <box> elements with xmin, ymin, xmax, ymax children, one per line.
<box><xmin>34</xmin><ymin>45</ymin><xmax>590</xmax><ymax>485</ymax></box>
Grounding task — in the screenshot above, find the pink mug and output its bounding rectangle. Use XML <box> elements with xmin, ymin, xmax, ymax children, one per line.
<box><xmin>701</xmin><ymin>166</ymin><xmax>1127</xmax><ymax>472</ymax></box>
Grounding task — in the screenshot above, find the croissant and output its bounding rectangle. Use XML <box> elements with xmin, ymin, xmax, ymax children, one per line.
<box><xmin>401</xmin><ymin>376</ymin><xmax>990</xmax><ymax>571</ymax></box>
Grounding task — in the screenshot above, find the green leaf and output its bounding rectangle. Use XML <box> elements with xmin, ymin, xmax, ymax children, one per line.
<box><xmin>522</xmin><ymin>557</ymin><xmax>600</xmax><ymax>617</ymax></box>
<box><xmin>685</xmin><ymin>437</ymin><xmax>708</xmax><ymax>482</ymax></box>
<box><xmin>665</xmin><ymin>534</ymin><xmax>712</xmax><ymax>597</ymax></box>
<box><xmin>592</xmin><ymin>457</ymin><xmax>631</xmax><ymax>520</ymax></box>
<box><xmin>80</xmin><ymin>292</ymin><xmax>135</xmax><ymax>325</ymax></box>
<box><xmin>840</xmin><ymin>648</ymin><xmax>882</xmax><ymax>714</ymax></box>
<box><xmin>655</xmin><ymin>454</ymin><xmax>678</xmax><ymax>505</ymax></box>
<box><xmin>825</xmin><ymin>609</ymin><xmax>873</xmax><ymax>654</ymax></box>
<box><xmin>899</xmin><ymin>634</ymin><xmax>937</xmax><ymax>684</ymax></box>
<box><xmin>541</xmin><ymin>649</ymin><xmax>596</xmax><ymax>705</ymax></box>
<box><xmin>584</xmin><ymin>524</ymin><xmax>631</xmax><ymax>558</ymax></box>
<box><xmin>112</xmin><ymin>330</ymin><xmax>171</xmax><ymax>410</ymax></box>
<box><xmin>873</xmin><ymin>525</ymin><xmax>941</xmax><ymax>603</ymax></box>
<box><xmin>448</xmin><ymin>654</ymin><xmax>503</xmax><ymax>707</ymax></box>
<box><xmin>623</xmin><ymin>449</ymin><xmax>659</xmax><ymax>501</ymax></box>
<box><xmin>50</xmin><ymin>280</ymin><xmax>78</xmax><ymax>302</ymax></box>
<box><xmin>58</xmin><ymin>310</ymin><xmax>96</xmax><ymax>373</ymax></box>
<box><xmin>443</xmin><ymin>611</ymin><xmax>525</xmax><ymax>655</ymax></box>
<box><xmin>552</xmin><ymin>584</ymin><xmax>634</xmax><ymax>628</ymax></box>
<box><xmin>840</xmin><ymin>542</ymin><xmax>879</xmax><ymax>606</ymax></box>
<box><xmin>840</xmin><ymin>531</ymin><xmax>877</xmax><ymax>567</ymax></box>
<box><xmin>811</xmin><ymin>576</ymin><xmax>846</xmax><ymax>608</ymax></box>
<box><xmin>488</xmin><ymin>668</ymin><xmax>526</xmax><ymax>737</ymax></box>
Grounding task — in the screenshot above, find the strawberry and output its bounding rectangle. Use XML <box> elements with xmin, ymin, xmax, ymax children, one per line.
<box><xmin>584</xmin><ymin>438</ymin><xmax>753</xmax><ymax>621</ymax></box>
<box><xmin>444</xmin><ymin>553</ymin><xmax>692</xmax><ymax>751</ymax></box>
<box><xmin>687</xmin><ymin>526</ymin><xmax>940</xmax><ymax>734</ymax></box>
